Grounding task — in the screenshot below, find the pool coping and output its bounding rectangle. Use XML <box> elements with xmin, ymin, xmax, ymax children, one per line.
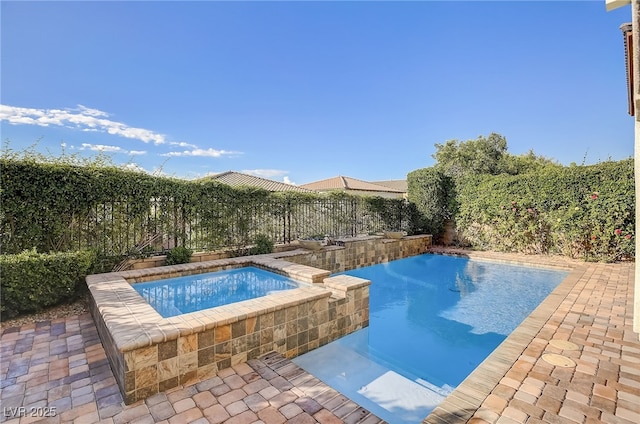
<box><xmin>423</xmin><ymin>249</ymin><xmax>591</xmax><ymax>423</ymax></box>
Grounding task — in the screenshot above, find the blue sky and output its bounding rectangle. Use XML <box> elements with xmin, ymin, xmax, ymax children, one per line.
<box><xmin>0</xmin><ymin>1</ymin><xmax>634</xmax><ymax>184</ymax></box>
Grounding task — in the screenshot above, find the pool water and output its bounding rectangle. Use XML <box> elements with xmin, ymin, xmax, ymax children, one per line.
<box><xmin>133</xmin><ymin>266</ymin><xmax>300</xmax><ymax>318</ymax></box>
<box><xmin>293</xmin><ymin>254</ymin><xmax>568</xmax><ymax>423</ymax></box>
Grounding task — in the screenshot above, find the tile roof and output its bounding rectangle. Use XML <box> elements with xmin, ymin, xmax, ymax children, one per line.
<box><xmin>204</xmin><ymin>171</ymin><xmax>314</xmax><ymax>193</ymax></box>
<box><xmin>301</xmin><ymin>176</ymin><xmax>405</xmax><ymax>193</ymax></box>
<box><xmin>371</xmin><ymin>179</ymin><xmax>408</xmax><ymax>192</ymax></box>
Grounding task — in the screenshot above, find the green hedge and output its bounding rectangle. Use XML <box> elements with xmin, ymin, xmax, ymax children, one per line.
<box><xmin>0</xmin><ymin>249</ymin><xmax>96</xmax><ymax>318</ymax></box>
<box><xmin>406</xmin><ymin>167</ymin><xmax>456</xmax><ymax>237</ymax></box>
<box><xmin>453</xmin><ymin>159</ymin><xmax>634</xmax><ymax>261</ymax></box>
<box><xmin>1</xmin><ymin>159</ymin><xmax>418</xmax><ymax>256</ymax></box>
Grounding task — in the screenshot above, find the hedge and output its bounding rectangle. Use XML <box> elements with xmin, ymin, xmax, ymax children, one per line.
<box><xmin>0</xmin><ymin>249</ymin><xmax>96</xmax><ymax>318</ymax></box>
<box><xmin>453</xmin><ymin>159</ymin><xmax>634</xmax><ymax>261</ymax></box>
<box><xmin>1</xmin><ymin>159</ymin><xmax>419</xmax><ymax>256</ymax></box>
<box><xmin>406</xmin><ymin>167</ymin><xmax>455</xmax><ymax>237</ymax></box>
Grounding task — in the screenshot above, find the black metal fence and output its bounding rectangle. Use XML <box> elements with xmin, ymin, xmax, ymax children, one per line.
<box><xmin>7</xmin><ymin>194</ymin><xmax>410</xmax><ymax>257</ymax></box>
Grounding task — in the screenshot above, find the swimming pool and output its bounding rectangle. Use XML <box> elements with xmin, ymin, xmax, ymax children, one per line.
<box><xmin>133</xmin><ymin>266</ymin><xmax>301</xmax><ymax>318</ymax></box>
<box><xmin>293</xmin><ymin>254</ymin><xmax>569</xmax><ymax>423</ymax></box>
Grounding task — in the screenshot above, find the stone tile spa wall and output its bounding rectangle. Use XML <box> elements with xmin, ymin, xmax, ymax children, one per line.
<box><xmin>87</xmin><ymin>257</ymin><xmax>370</xmax><ymax>404</ymax></box>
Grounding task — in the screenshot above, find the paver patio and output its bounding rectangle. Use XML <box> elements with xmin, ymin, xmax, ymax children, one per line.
<box><xmin>1</xmin><ymin>250</ymin><xmax>639</xmax><ymax>423</ymax></box>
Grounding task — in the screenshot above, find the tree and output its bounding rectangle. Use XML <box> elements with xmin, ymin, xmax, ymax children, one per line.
<box><xmin>432</xmin><ymin>133</ymin><xmax>557</xmax><ymax>178</ymax></box>
<box><xmin>432</xmin><ymin>133</ymin><xmax>507</xmax><ymax>178</ymax></box>
<box><xmin>499</xmin><ymin>149</ymin><xmax>559</xmax><ymax>175</ymax></box>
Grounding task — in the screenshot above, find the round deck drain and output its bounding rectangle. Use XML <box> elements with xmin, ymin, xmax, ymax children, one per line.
<box><xmin>548</xmin><ymin>340</ymin><xmax>580</xmax><ymax>351</ymax></box>
<box><xmin>542</xmin><ymin>353</ymin><xmax>576</xmax><ymax>367</ymax></box>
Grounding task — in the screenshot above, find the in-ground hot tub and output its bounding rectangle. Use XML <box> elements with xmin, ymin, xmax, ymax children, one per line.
<box><xmin>87</xmin><ymin>255</ymin><xmax>371</xmax><ymax>404</ymax></box>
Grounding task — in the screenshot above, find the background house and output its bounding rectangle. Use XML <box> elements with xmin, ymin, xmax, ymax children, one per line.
<box><xmin>301</xmin><ymin>176</ymin><xmax>406</xmax><ymax>199</ymax></box>
<box><xmin>205</xmin><ymin>171</ymin><xmax>314</xmax><ymax>193</ymax></box>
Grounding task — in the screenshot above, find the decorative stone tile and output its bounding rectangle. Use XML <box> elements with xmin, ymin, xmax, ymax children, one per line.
<box><xmin>274</xmin><ymin>309</ymin><xmax>286</xmax><ymax>325</ymax></box>
<box><xmin>157</xmin><ymin>357</ymin><xmax>178</xmax><ymax>381</ymax></box>
<box><xmin>124</xmin><ymin>371</ymin><xmax>136</xmax><ymax>392</ymax></box>
<box><xmin>246</xmin><ymin>316</ymin><xmax>258</xmax><ymax>334</ymax></box>
<box><xmin>215</xmin><ymin>324</ymin><xmax>231</xmax><ymax>343</ymax></box>
<box><xmin>198</xmin><ymin>347</ymin><xmax>215</xmax><ymax>367</ymax></box>
<box><xmin>124</xmin><ymin>351</ymin><xmax>136</xmax><ymax>373</ymax></box>
<box><xmin>273</xmin><ymin>324</ymin><xmax>286</xmax><ymax>342</ymax></box>
<box><xmin>231</xmin><ymin>352</ymin><xmax>248</xmax><ymax>366</ymax></box>
<box><xmin>231</xmin><ymin>320</ymin><xmax>246</xmax><ymax>338</ymax></box>
<box><xmin>197</xmin><ymin>363</ymin><xmax>218</xmax><ymax>381</ymax></box>
<box><xmin>135</xmin><ymin>365</ymin><xmax>157</xmax><ymax>389</ymax></box>
<box><xmin>134</xmin><ymin>346</ymin><xmax>158</xmax><ymax>370</ymax></box>
<box><xmin>179</xmin><ymin>352</ymin><xmax>198</xmax><ymax>375</ymax></box>
<box><xmin>198</xmin><ymin>329</ymin><xmax>215</xmax><ymax>349</ymax></box>
<box><xmin>179</xmin><ymin>370</ymin><xmax>198</xmax><ymax>386</ymax></box>
<box><xmin>216</xmin><ymin>357</ymin><xmax>232</xmax><ymax>371</ymax></box>
<box><xmin>259</xmin><ymin>312</ymin><xmax>274</xmax><ymax>329</ymax></box>
<box><xmin>260</xmin><ymin>328</ymin><xmax>274</xmax><ymax>346</ymax></box>
<box><xmin>178</xmin><ymin>335</ymin><xmax>197</xmax><ymax>355</ymax></box>
<box><xmin>214</xmin><ymin>341</ymin><xmax>231</xmax><ymax>362</ymax></box>
<box><xmin>158</xmin><ymin>339</ymin><xmax>178</xmax><ymax>361</ymax></box>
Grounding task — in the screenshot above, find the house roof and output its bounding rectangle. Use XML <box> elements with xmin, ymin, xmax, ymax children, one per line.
<box><xmin>301</xmin><ymin>176</ymin><xmax>405</xmax><ymax>194</ymax></box>
<box><xmin>371</xmin><ymin>180</ymin><xmax>408</xmax><ymax>193</ymax></box>
<box><xmin>205</xmin><ymin>171</ymin><xmax>314</xmax><ymax>193</ymax></box>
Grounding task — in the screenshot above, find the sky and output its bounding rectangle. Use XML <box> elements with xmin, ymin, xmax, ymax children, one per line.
<box><xmin>0</xmin><ymin>0</ymin><xmax>635</xmax><ymax>184</ymax></box>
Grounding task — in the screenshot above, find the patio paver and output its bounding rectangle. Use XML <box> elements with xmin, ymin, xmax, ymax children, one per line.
<box><xmin>0</xmin><ymin>315</ymin><xmax>384</xmax><ymax>424</ymax></box>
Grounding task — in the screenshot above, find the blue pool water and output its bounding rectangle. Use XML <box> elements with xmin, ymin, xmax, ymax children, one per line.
<box><xmin>293</xmin><ymin>254</ymin><xmax>568</xmax><ymax>423</ymax></box>
<box><xmin>133</xmin><ymin>266</ymin><xmax>300</xmax><ymax>317</ymax></box>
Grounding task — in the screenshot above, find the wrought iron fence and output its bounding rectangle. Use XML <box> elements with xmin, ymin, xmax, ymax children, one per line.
<box><xmin>3</xmin><ymin>193</ymin><xmax>411</xmax><ymax>257</ymax></box>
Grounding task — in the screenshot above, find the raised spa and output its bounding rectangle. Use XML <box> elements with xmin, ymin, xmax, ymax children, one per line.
<box><xmin>133</xmin><ymin>266</ymin><xmax>303</xmax><ymax>317</ymax></box>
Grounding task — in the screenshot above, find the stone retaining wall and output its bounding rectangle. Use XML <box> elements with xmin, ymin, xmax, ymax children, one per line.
<box><xmin>280</xmin><ymin>234</ymin><xmax>432</xmax><ymax>273</ymax></box>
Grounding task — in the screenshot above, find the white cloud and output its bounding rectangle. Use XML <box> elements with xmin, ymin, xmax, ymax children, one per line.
<box><xmin>169</xmin><ymin>141</ymin><xmax>198</xmax><ymax>148</ymax></box>
<box><xmin>0</xmin><ymin>104</ymin><xmax>167</xmax><ymax>145</ymax></box>
<box><xmin>283</xmin><ymin>176</ymin><xmax>297</xmax><ymax>185</ymax></box>
<box><xmin>80</xmin><ymin>143</ymin><xmax>147</xmax><ymax>156</ymax></box>
<box><xmin>162</xmin><ymin>148</ymin><xmax>241</xmax><ymax>158</ymax></box>
<box><xmin>80</xmin><ymin>143</ymin><xmax>124</xmax><ymax>153</ymax></box>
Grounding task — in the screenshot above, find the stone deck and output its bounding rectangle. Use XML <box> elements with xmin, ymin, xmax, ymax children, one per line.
<box><xmin>0</xmin><ymin>314</ymin><xmax>384</xmax><ymax>423</ymax></box>
<box><xmin>1</xmin><ymin>250</ymin><xmax>639</xmax><ymax>423</ymax></box>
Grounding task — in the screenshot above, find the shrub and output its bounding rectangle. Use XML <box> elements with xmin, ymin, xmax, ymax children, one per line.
<box><xmin>406</xmin><ymin>167</ymin><xmax>455</xmax><ymax>237</ymax></box>
<box><xmin>164</xmin><ymin>246</ymin><xmax>193</xmax><ymax>265</ymax></box>
<box><xmin>453</xmin><ymin>159</ymin><xmax>634</xmax><ymax>261</ymax></box>
<box><xmin>0</xmin><ymin>249</ymin><xmax>96</xmax><ymax>319</ymax></box>
<box><xmin>249</xmin><ymin>234</ymin><xmax>274</xmax><ymax>255</ymax></box>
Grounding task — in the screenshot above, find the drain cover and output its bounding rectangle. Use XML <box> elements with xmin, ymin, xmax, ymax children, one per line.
<box><xmin>542</xmin><ymin>353</ymin><xmax>576</xmax><ymax>367</ymax></box>
<box><xmin>548</xmin><ymin>340</ymin><xmax>580</xmax><ymax>351</ymax></box>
